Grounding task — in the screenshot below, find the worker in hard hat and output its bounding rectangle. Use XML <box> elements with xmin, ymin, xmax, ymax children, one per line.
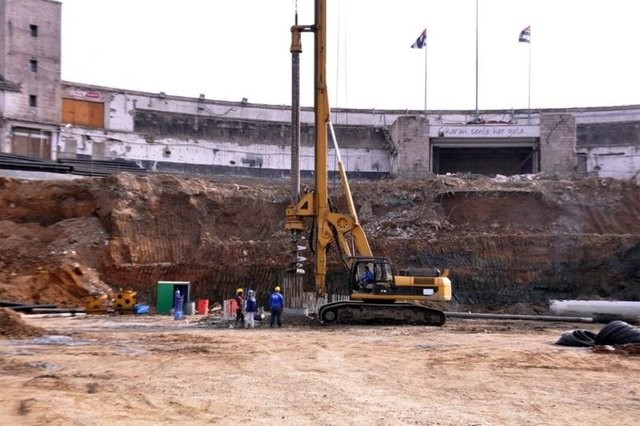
<box><xmin>244</xmin><ymin>289</ymin><xmax>258</xmax><ymax>328</ymax></box>
<box><xmin>234</xmin><ymin>288</ymin><xmax>245</xmax><ymax>327</ymax></box>
<box><xmin>268</xmin><ymin>286</ymin><xmax>284</xmax><ymax>328</ymax></box>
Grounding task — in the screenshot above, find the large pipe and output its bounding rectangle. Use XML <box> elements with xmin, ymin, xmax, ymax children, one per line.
<box><xmin>444</xmin><ymin>311</ymin><xmax>594</xmax><ymax>323</ymax></box>
<box><xmin>549</xmin><ymin>300</ymin><xmax>640</xmax><ymax>322</ymax></box>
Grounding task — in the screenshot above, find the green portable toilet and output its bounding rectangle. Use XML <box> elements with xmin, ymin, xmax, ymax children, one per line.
<box><xmin>156</xmin><ymin>281</ymin><xmax>190</xmax><ymax>314</ymax></box>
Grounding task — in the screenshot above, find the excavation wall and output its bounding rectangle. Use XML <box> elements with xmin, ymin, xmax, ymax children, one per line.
<box><xmin>0</xmin><ymin>173</ymin><xmax>638</xmax><ymax>313</ymax></box>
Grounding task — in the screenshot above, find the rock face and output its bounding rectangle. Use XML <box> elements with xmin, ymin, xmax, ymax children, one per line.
<box><xmin>0</xmin><ymin>172</ymin><xmax>638</xmax><ymax>313</ymax></box>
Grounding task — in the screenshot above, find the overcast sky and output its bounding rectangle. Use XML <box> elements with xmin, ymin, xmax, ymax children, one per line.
<box><xmin>61</xmin><ymin>0</ymin><xmax>640</xmax><ymax>111</ymax></box>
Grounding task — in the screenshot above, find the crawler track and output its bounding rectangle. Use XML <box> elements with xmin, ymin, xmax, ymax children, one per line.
<box><xmin>318</xmin><ymin>301</ymin><xmax>446</xmax><ymax>326</ymax></box>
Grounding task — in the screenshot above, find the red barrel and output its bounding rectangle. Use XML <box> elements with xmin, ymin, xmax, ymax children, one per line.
<box><xmin>197</xmin><ymin>299</ymin><xmax>209</xmax><ymax>315</ymax></box>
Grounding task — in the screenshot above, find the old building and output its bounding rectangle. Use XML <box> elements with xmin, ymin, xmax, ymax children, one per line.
<box><xmin>0</xmin><ymin>0</ymin><xmax>61</xmax><ymax>159</ymax></box>
<box><xmin>56</xmin><ymin>81</ymin><xmax>640</xmax><ymax>182</ymax></box>
<box><xmin>1</xmin><ymin>0</ymin><xmax>639</xmax><ymax>181</ymax></box>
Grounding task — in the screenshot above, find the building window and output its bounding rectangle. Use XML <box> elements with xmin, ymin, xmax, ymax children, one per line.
<box><xmin>30</xmin><ymin>59</ymin><xmax>38</xmax><ymax>72</ymax></box>
<box><xmin>577</xmin><ymin>153</ymin><xmax>588</xmax><ymax>174</ymax></box>
<box><xmin>29</xmin><ymin>95</ymin><xmax>37</xmax><ymax>107</ymax></box>
<box><xmin>62</xmin><ymin>98</ymin><xmax>105</xmax><ymax>128</ymax></box>
<box><xmin>30</xmin><ymin>24</ymin><xmax>38</xmax><ymax>37</ymax></box>
<box><xmin>11</xmin><ymin>127</ymin><xmax>52</xmax><ymax>160</ymax></box>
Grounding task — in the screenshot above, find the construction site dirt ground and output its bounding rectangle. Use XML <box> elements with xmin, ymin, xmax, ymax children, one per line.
<box><xmin>1</xmin><ymin>313</ymin><xmax>639</xmax><ymax>426</ymax></box>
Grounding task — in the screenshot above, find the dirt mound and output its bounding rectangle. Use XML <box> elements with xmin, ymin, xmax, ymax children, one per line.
<box><xmin>0</xmin><ymin>308</ymin><xmax>45</xmax><ymax>339</ymax></box>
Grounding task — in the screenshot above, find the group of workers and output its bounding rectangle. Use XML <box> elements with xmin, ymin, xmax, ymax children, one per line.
<box><xmin>233</xmin><ymin>286</ymin><xmax>284</xmax><ymax>328</ymax></box>
<box><xmin>231</xmin><ymin>265</ymin><xmax>376</xmax><ymax>327</ymax></box>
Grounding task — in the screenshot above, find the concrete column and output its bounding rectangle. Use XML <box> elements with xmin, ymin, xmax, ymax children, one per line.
<box><xmin>389</xmin><ymin>115</ymin><xmax>430</xmax><ymax>179</ymax></box>
<box><xmin>0</xmin><ymin>125</ymin><xmax>8</xmax><ymax>153</ymax></box>
<box><xmin>539</xmin><ymin>113</ymin><xmax>577</xmax><ymax>176</ymax></box>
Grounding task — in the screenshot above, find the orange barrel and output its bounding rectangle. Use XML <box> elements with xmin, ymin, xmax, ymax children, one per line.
<box><xmin>223</xmin><ymin>299</ymin><xmax>237</xmax><ymax>319</ymax></box>
<box><xmin>114</xmin><ymin>290</ymin><xmax>137</xmax><ymax>310</ymax></box>
<box><xmin>197</xmin><ymin>299</ymin><xmax>209</xmax><ymax>315</ymax></box>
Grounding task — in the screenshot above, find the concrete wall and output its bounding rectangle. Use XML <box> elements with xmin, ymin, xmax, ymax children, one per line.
<box><xmin>576</xmin><ymin>121</ymin><xmax>640</xmax><ymax>180</ymax></box>
<box><xmin>0</xmin><ymin>0</ymin><xmax>61</xmax><ymax>124</ymax></box>
<box><xmin>56</xmin><ymin>81</ymin><xmax>640</xmax><ymax>181</ymax></box>
<box><xmin>54</xmin><ymin>82</ymin><xmax>640</xmax><ymax>182</ymax></box>
<box><xmin>578</xmin><ymin>121</ymin><xmax>640</xmax><ymax>147</ymax></box>
<box><xmin>59</xmin><ymin>82</ymin><xmax>394</xmax><ymax>176</ymax></box>
<box><xmin>57</xmin><ymin>126</ymin><xmax>392</xmax><ymax>177</ymax></box>
<box><xmin>389</xmin><ymin>116</ymin><xmax>430</xmax><ymax>178</ymax></box>
<box><xmin>12</xmin><ymin>82</ymin><xmax>628</xmax><ymax>179</ymax></box>
<box><xmin>539</xmin><ymin>113</ymin><xmax>577</xmax><ymax>176</ymax></box>
<box><xmin>132</xmin><ymin>109</ymin><xmax>387</xmax><ymax>150</ymax></box>
<box><xmin>577</xmin><ymin>146</ymin><xmax>640</xmax><ymax>181</ymax></box>
<box><xmin>62</xmin><ymin>83</ymin><xmax>416</xmax><ymax>132</ymax></box>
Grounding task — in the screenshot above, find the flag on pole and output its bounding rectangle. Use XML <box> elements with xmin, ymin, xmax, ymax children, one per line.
<box><xmin>518</xmin><ymin>25</ymin><xmax>530</xmax><ymax>43</ymax></box>
<box><xmin>411</xmin><ymin>29</ymin><xmax>427</xmax><ymax>49</ymax></box>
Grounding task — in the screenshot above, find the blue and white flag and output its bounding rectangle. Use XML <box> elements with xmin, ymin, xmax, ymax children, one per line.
<box><xmin>518</xmin><ymin>25</ymin><xmax>530</xmax><ymax>43</ymax></box>
<box><xmin>411</xmin><ymin>29</ymin><xmax>427</xmax><ymax>49</ymax></box>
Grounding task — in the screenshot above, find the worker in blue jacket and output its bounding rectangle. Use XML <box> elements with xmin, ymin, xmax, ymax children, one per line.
<box><xmin>244</xmin><ymin>289</ymin><xmax>258</xmax><ymax>328</ymax></box>
<box><xmin>269</xmin><ymin>286</ymin><xmax>284</xmax><ymax>328</ymax></box>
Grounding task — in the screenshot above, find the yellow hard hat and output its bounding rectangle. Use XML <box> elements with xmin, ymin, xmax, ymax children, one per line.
<box><xmin>236</xmin><ymin>288</ymin><xmax>243</xmax><ymax>293</ymax></box>
<box><xmin>275</xmin><ymin>286</ymin><xmax>281</xmax><ymax>292</ymax></box>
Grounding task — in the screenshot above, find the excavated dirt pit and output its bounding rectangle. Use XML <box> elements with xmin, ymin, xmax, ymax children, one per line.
<box><xmin>0</xmin><ymin>172</ymin><xmax>638</xmax><ymax>312</ymax></box>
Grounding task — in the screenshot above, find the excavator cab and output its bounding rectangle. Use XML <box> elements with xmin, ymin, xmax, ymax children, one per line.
<box><xmin>350</xmin><ymin>257</ymin><xmax>395</xmax><ymax>295</ymax></box>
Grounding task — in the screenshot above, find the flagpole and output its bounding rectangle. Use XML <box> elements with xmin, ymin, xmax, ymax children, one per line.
<box><xmin>527</xmin><ymin>38</ymin><xmax>531</xmax><ymax>123</ymax></box>
<box><xmin>424</xmin><ymin>41</ymin><xmax>428</xmax><ymax>117</ymax></box>
<box><xmin>519</xmin><ymin>25</ymin><xmax>531</xmax><ymax>123</ymax></box>
<box><xmin>474</xmin><ymin>0</ymin><xmax>479</xmax><ymax>122</ymax></box>
<box><xmin>411</xmin><ymin>29</ymin><xmax>427</xmax><ymax>114</ymax></box>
